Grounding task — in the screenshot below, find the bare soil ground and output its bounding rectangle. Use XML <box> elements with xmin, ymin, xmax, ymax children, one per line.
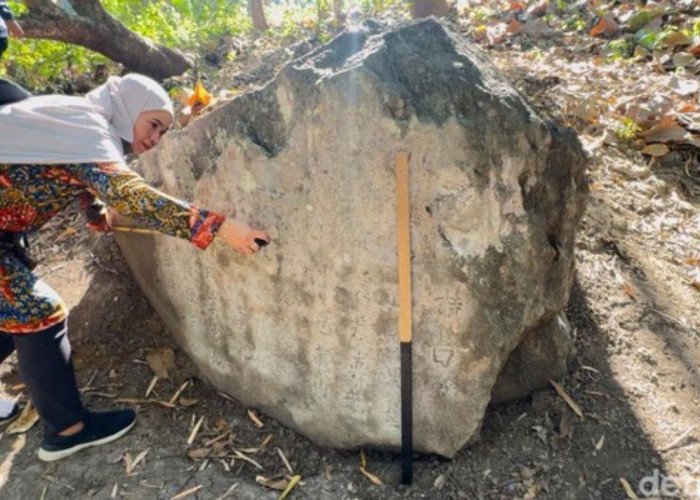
<box><xmin>1</xmin><ymin>22</ymin><xmax>699</xmax><ymax>500</ymax></box>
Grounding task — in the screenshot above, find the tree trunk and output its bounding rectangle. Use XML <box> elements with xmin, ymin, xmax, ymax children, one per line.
<box><xmin>19</xmin><ymin>0</ymin><xmax>190</xmax><ymax>80</ymax></box>
<box><xmin>410</xmin><ymin>0</ymin><xmax>450</xmax><ymax>19</ymax></box>
<box><xmin>247</xmin><ymin>0</ymin><xmax>269</xmax><ymax>31</ymax></box>
<box><xmin>333</xmin><ymin>0</ymin><xmax>345</xmax><ymax>24</ymax></box>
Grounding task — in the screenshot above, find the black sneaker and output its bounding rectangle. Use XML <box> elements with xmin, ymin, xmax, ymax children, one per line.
<box><xmin>38</xmin><ymin>409</ymin><xmax>136</xmax><ymax>462</ymax></box>
<box><xmin>0</xmin><ymin>399</ymin><xmax>19</xmax><ymax>427</ymax></box>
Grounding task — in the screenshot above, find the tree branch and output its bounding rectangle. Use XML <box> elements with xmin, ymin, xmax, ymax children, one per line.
<box><xmin>18</xmin><ymin>0</ymin><xmax>191</xmax><ymax>80</ymax></box>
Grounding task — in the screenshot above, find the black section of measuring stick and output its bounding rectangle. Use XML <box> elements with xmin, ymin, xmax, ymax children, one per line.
<box><xmin>254</xmin><ymin>238</ymin><xmax>269</xmax><ymax>247</ymax></box>
<box><xmin>400</xmin><ymin>340</ymin><xmax>413</xmax><ymax>485</ymax></box>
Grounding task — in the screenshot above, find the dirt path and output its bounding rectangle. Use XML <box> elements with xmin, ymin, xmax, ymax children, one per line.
<box><xmin>1</xmin><ymin>35</ymin><xmax>699</xmax><ymax>500</ymax></box>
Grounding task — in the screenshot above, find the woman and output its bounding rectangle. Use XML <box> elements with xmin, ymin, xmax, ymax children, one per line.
<box><xmin>0</xmin><ymin>73</ymin><xmax>270</xmax><ymax>461</ymax></box>
<box><xmin>0</xmin><ymin>0</ymin><xmax>23</xmax><ymax>62</ymax></box>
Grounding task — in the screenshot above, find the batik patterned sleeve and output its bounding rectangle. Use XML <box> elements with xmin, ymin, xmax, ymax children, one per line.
<box><xmin>64</xmin><ymin>162</ymin><xmax>226</xmax><ymax>249</ymax></box>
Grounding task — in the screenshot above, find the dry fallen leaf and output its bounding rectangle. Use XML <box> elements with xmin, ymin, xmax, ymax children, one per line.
<box><xmin>660</xmin><ymin>32</ymin><xmax>691</xmax><ymax>48</ymax></box>
<box><xmin>619</xmin><ymin>477</ymin><xmax>639</xmax><ymax>499</ymax></box>
<box><xmin>641</xmin><ymin>118</ymin><xmax>687</xmax><ymax>143</ymax></box>
<box><xmin>187</xmin><ymin>447</ymin><xmax>210</xmax><ymax>460</ymax></box>
<box><xmin>255</xmin><ymin>475</ymin><xmax>289</xmax><ymax>491</ymax></box>
<box><xmin>360</xmin><ymin>467</ymin><xmax>383</xmax><ymax>485</ymax></box>
<box><xmin>247</xmin><ymin>409</ymin><xmax>264</xmax><ymax>428</ymax></box>
<box><xmin>669</xmin><ymin>76</ymin><xmax>700</xmax><ymax>96</ymax></box>
<box><xmin>434</xmin><ymin>473</ymin><xmax>447</xmax><ymax>490</ymax></box>
<box><xmin>641</xmin><ymin>143</ymin><xmax>669</xmax><ymax>157</ymax></box>
<box><xmin>590</xmin><ymin>14</ymin><xmax>619</xmax><ymax>38</ymax></box>
<box><xmin>123</xmin><ymin>451</ymin><xmax>133</xmax><ymax>474</ymax></box>
<box><xmin>672</xmin><ymin>52</ymin><xmax>696</xmax><ymax>68</ymax></box>
<box><xmin>178</xmin><ymin>397</ymin><xmax>200</xmax><ymax>408</ymax></box>
<box><xmin>188</xmin><ymin>80</ymin><xmax>212</xmax><ymax>116</ymax></box>
<box><xmin>595</xmin><ymin>434</ymin><xmax>605</xmax><ymax>451</ymax></box>
<box><xmin>146</xmin><ymin>348</ymin><xmax>175</xmax><ymax>379</ymax></box>
<box><xmin>506</xmin><ymin>19</ymin><xmax>523</xmax><ymax>34</ymax></box>
<box><xmin>7</xmin><ymin>401</ymin><xmax>39</xmax><ymax>434</ymax></box>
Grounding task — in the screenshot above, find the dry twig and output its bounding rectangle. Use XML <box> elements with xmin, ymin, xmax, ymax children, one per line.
<box><xmin>170</xmin><ymin>484</ymin><xmax>202</xmax><ymax>500</ymax></box>
<box><xmin>279</xmin><ymin>475</ymin><xmax>302</xmax><ymax>500</ymax></box>
<box><xmin>549</xmin><ymin>379</ymin><xmax>584</xmax><ymax>419</ymax></box>
<box><xmin>187</xmin><ymin>416</ymin><xmax>205</xmax><ymax>446</ymax></box>
<box><xmin>169</xmin><ymin>381</ymin><xmax>190</xmax><ymax>405</ymax></box>
<box><xmin>277</xmin><ymin>447</ymin><xmax>293</xmax><ymax>474</ymax></box>
<box><xmin>660</xmin><ymin>425</ymin><xmax>697</xmax><ymax>452</ymax></box>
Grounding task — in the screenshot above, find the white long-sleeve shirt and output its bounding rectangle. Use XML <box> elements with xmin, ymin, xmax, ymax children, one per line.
<box><xmin>0</xmin><ymin>0</ymin><xmax>15</xmax><ymax>39</ymax></box>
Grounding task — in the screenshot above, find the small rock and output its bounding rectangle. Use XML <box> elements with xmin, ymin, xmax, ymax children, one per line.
<box><xmin>433</xmin><ymin>474</ymin><xmax>446</xmax><ymax>490</ymax></box>
<box><xmin>520</xmin><ymin>466</ymin><xmax>537</xmax><ymax>480</ymax></box>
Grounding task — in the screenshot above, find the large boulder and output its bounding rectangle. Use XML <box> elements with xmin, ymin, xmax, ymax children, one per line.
<box><xmin>118</xmin><ymin>18</ymin><xmax>587</xmax><ymax>458</ymax></box>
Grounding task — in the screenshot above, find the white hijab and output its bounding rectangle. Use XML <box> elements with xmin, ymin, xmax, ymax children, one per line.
<box><xmin>0</xmin><ymin>74</ymin><xmax>174</xmax><ymax>165</ymax></box>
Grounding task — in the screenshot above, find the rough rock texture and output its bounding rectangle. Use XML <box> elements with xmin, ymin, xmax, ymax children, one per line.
<box><xmin>117</xmin><ymin>18</ymin><xmax>587</xmax><ymax>458</ymax></box>
<box><xmin>490</xmin><ymin>312</ymin><xmax>576</xmax><ymax>405</ymax></box>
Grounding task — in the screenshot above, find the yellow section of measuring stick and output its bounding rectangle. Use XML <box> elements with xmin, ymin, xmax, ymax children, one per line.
<box><xmin>396</xmin><ymin>152</ymin><xmax>412</xmax><ymax>344</ymax></box>
<box><xmin>111</xmin><ymin>225</ymin><xmax>158</xmax><ymax>235</ymax></box>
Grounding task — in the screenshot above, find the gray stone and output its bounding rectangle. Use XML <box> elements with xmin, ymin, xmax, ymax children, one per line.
<box><xmin>490</xmin><ymin>312</ymin><xmax>576</xmax><ymax>405</ymax></box>
<box><xmin>118</xmin><ymin>18</ymin><xmax>587</xmax><ymax>458</ymax></box>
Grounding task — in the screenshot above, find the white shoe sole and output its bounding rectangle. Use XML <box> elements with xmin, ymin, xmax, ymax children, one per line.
<box><xmin>37</xmin><ymin>419</ymin><xmax>136</xmax><ymax>462</ymax></box>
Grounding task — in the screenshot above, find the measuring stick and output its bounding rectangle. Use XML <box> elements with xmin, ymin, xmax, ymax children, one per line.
<box><xmin>111</xmin><ymin>225</ymin><xmax>158</xmax><ymax>235</ymax></box>
<box><xmin>395</xmin><ymin>151</ymin><xmax>413</xmax><ymax>485</ymax></box>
